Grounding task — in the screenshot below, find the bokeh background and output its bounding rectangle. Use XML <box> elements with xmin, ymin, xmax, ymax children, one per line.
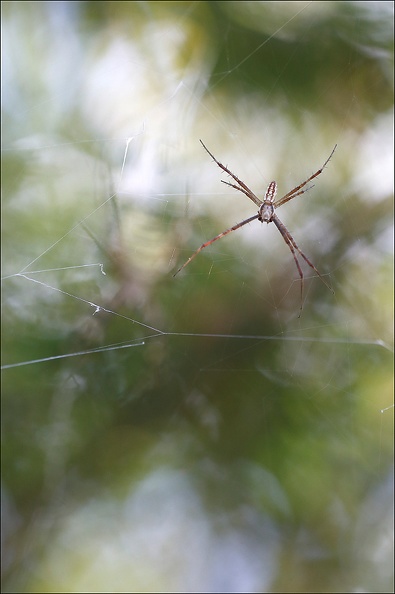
<box><xmin>2</xmin><ymin>2</ymin><xmax>393</xmax><ymax>592</ymax></box>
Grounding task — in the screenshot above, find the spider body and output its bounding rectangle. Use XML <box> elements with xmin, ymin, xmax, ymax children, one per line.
<box><xmin>174</xmin><ymin>140</ymin><xmax>336</xmax><ymax>313</ymax></box>
<box><xmin>258</xmin><ymin>181</ymin><xmax>277</xmax><ymax>223</ymax></box>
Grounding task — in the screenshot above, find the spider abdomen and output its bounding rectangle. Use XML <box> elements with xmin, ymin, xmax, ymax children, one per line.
<box><xmin>265</xmin><ymin>181</ymin><xmax>277</xmax><ymax>202</ymax></box>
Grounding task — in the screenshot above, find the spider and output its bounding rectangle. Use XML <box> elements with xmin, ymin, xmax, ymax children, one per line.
<box><xmin>174</xmin><ymin>140</ymin><xmax>336</xmax><ymax>312</ymax></box>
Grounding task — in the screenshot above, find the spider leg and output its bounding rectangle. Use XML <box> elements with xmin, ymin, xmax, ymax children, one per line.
<box><xmin>221</xmin><ymin>180</ymin><xmax>262</xmax><ymax>205</ymax></box>
<box><xmin>272</xmin><ymin>216</ymin><xmax>305</xmax><ymax>313</ymax></box>
<box><xmin>274</xmin><ymin>185</ymin><xmax>314</xmax><ymax>209</ymax></box>
<box><xmin>174</xmin><ymin>213</ymin><xmax>259</xmax><ymax>276</ymax></box>
<box><xmin>272</xmin><ymin>214</ymin><xmax>334</xmax><ymax>313</ymax></box>
<box><xmin>200</xmin><ymin>140</ymin><xmax>262</xmax><ymax>207</ymax></box>
<box><xmin>274</xmin><ymin>144</ymin><xmax>337</xmax><ymax>209</ymax></box>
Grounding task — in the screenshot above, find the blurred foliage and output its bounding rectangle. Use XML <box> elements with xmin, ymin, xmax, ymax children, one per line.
<box><xmin>2</xmin><ymin>1</ymin><xmax>393</xmax><ymax>592</ymax></box>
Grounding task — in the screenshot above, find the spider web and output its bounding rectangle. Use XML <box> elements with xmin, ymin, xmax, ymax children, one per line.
<box><xmin>2</xmin><ymin>2</ymin><xmax>393</xmax><ymax>592</ymax></box>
